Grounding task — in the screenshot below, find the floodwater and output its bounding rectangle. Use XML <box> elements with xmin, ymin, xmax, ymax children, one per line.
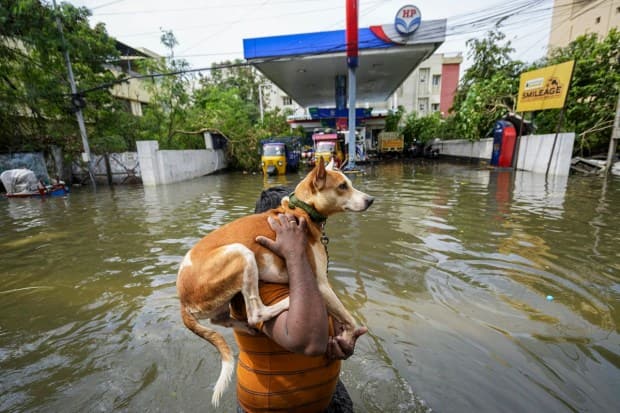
<box><xmin>0</xmin><ymin>160</ymin><xmax>618</xmax><ymax>413</ymax></box>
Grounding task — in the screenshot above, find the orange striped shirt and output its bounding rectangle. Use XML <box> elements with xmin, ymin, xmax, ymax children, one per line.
<box><xmin>231</xmin><ymin>282</ymin><xmax>341</xmax><ymax>413</ymax></box>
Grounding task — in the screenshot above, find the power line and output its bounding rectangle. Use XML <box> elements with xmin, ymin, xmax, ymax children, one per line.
<box><xmin>92</xmin><ymin>0</ymin><xmax>346</xmax><ymax>16</ymax></box>
<box><xmin>66</xmin><ymin>0</ymin><xmax>591</xmax><ymax>96</ymax></box>
<box><xmin>112</xmin><ymin>0</ymin><xmax>552</xmax><ymax>62</ymax></box>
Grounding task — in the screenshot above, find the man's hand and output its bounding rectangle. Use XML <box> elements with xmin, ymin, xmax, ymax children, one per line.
<box><xmin>326</xmin><ymin>326</ymin><xmax>368</xmax><ymax>360</ymax></box>
<box><xmin>255</xmin><ymin>213</ymin><xmax>328</xmax><ymax>356</ymax></box>
<box><xmin>256</xmin><ymin>213</ymin><xmax>307</xmax><ymax>260</ymax></box>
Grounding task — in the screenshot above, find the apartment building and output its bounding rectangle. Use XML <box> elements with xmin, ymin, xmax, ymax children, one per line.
<box><xmin>548</xmin><ymin>0</ymin><xmax>620</xmax><ymax>51</ymax></box>
<box><xmin>381</xmin><ymin>52</ymin><xmax>462</xmax><ymax>116</ymax></box>
<box><xmin>108</xmin><ymin>41</ymin><xmax>163</xmax><ymax>116</ymax></box>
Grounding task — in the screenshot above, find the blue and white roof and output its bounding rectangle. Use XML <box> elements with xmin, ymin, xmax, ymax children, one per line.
<box><xmin>243</xmin><ymin>19</ymin><xmax>446</xmax><ymax>107</ymax></box>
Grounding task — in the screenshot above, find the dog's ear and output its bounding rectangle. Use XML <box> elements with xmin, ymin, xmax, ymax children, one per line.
<box><xmin>326</xmin><ymin>158</ymin><xmax>335</xmax><ymax>171</ymax></box>
<box><xmin>313</xmin><ymin>157</ymin><xmax>327</xmax><ymax>190</ymax></box>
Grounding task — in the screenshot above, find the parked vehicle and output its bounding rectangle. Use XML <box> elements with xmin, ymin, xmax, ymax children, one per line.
<box><xmin>259</xmin><ymin>137</ymin><xmax>301</xmax><ymax>176</ymax></box>
<box><xmin>1</xmin><ymin>169</ymin><xmax>68</xmax><ymax>198</ymax></box>
<box><xmin>311</xmin><ymin>133</ymin><xmax>344</xmax><ymax>167</ymax></box>
<box><xmin>377</xmin><ymin>131</ymin><xmax>404</xmax><ymax>157</ymax></box>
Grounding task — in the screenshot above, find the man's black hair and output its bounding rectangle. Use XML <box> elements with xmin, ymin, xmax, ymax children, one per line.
<box><xmin>254</xmin><ymin>186</ymin><xmax>293</xmax><ymax>213</ymax></box>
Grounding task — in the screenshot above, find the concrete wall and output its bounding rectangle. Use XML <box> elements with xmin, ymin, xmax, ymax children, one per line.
<box><xmin>436</xmin><ymin>132</ymin><xmax>575</xmax><ymax>176</ymax></box>
<box><xmin>136</xmin><ymin>140</ymin><xmax>227</xmax><ymax>186</ymax></box>
<box><xmin>436</xmin><ymin>138</ymin><xmax>494</xmax><ymax>159</ymax></box>
<box><xmin>516</xmin><ymin>133</ymin><xmax>575</xmax><ymax>176</ymax></box>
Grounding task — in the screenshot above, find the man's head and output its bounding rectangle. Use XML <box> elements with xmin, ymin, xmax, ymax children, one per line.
<box><xmin>254</xmin><ymin>186</ymin><xmax>293</xmax><ymax>213</ymax></box>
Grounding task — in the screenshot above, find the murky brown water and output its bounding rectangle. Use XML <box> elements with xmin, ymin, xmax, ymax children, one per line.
<box><xmin>1</xmin><ymin>160</ymin><xmax>618</xmax><ymax>412</ymax></box>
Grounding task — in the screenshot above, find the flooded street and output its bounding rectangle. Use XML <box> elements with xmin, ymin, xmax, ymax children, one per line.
<box><xmin>1</xmin><ymin>160</ymin><xmax>618</xmax><ymax>412</ymax></box>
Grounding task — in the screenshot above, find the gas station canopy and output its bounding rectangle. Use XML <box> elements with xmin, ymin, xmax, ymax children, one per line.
<box><xmin>243</xmin><ymin>19</ymin><xmax>447</xmax><ymax>107</ymax></box>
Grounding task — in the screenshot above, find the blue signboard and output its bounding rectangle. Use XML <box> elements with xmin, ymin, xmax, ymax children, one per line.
<box><xmin>308</xmin><ymin>107</ymin><xmax>372</xmax><ymax>120</ymax></box>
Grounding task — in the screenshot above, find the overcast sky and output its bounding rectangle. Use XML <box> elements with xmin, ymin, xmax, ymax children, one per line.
<box><xmin>69</xmin><ymin>0</ymin><xmax>554</xmax><ymax>71</ymax></box>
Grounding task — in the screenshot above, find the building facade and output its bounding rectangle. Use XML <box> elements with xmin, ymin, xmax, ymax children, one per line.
<box><xmin>548</xmin><ymin>0</ymin><xmax>620</xmax><ymax>51</ymax></box>
<box><xmin>108</xmin><ymin>41</ymin><xmax>163</xmax><ymax>117</ymax></box>
<box><xmin>381</xmin><ymin>52</ymin><xmax>462</xmax><ymax>116</ymax></box>
<box><xmin>263</xmin><ymin>52</ymin><xmax>462</xmax><ymax>120</ymax></box>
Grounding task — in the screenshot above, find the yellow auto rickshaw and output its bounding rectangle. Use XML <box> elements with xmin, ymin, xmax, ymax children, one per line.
<box><xmin>312</xmin><ymin>133</ymin><xmax>344</xmax><ymax>168</ymax></box>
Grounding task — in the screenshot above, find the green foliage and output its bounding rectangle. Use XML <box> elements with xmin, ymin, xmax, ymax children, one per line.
<box><xmin>136</xmin><ymin>30</ymin><xmax>194</xmax><ymax>149</ymax></box>
<box><xmin>453</xmin><ymin>73</ymin><xmax>519</xmax><ymax>140</ymax></box>
<box><xmin>190</xmin><ymin>82</ymin><xmax>256</xmax><ymax>169</ymax></box>
<box><xmin>208</xmin><ymin>59</ymin><xmax>262</xmax><ymax>112</ymax></box>
<box><xmin>401</xmin><ymin>112</ymin><xmax>442</xmax><ymax>145</ymax></box>
<box><xmin>188</xmin><ymin>64</ymin><xmax>292</xmax><ymax>171</ymax></box>
<box><xmin>451</xmin><ymin>29</ymin><xmax>524</xmax><ymax>140</ymax></box>
<box><xmin>530</xmin><ymin>29</ymin><xmax>620</xmax><ymax>156</ymax></box>
<box><xmin>384</xmin><ymin>106</ymin><xmax>404</xmax><ymax>132</ymax></box>
<box><xmin>453</xmin><ymin>29</ymin><xmax>523</xmax><ymax>109</ymax></box>
<box><xmin>0</xmin><ymin>0</ymin><xmax>123</xmax><ymax>155</ymax></box>
<box><xmin>451</xmin><ymin>27</ymin><xmax>619</xmax><ymax>154</ymax></box>
<box><xmin>261</xmin><ymin>107</ymin><xmax>295</xmax><ymax>137</ymax></box>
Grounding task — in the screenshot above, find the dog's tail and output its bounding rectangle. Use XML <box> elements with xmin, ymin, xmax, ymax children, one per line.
<box><xmin>180</xmin><ymin>306</ymin><xmax>234</xmax><ymax>408</ymax></box>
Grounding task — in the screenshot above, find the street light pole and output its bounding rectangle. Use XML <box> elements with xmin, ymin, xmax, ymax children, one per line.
<box><xmin>52</xmin><ymin>0</ymin><xmax>96</xmax><ymax>188</ymax></box>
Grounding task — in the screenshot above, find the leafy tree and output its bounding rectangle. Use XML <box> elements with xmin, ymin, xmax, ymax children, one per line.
<box><xmin>189</xmin><ymin>81</ymin><xmax>258</xmax><ymax>170</ymax></box>
<box><xmin>137</xmin><ymin>29</ymin><xmax>194</xmax><ymax>149</ymax></box>
<box><xmin>453</xmin><ymin>73</ymin><xmax>519</xmax><ymax>140</ymax></box>
<box><xmin>260</xmin><ymin>107</ymin><xmax>295</xmax><ymax>137</ymax></box>
<box><xmin>384</xmin><ymin>106</ymin><xmax>404</xmax><ymax>132</ymax></box>
<box><xmin>0</xmin><ymin>0</ymin><xmax>124</xmax><ymax>156</ymax></box>
<box><xmin>207</xmin><ymin>59</ymin><xmax>262</xmax><ymax>117</ymax></box>
<box><xmin>451</xmin><ymin>29</ymin><xmax>524</xmax><ymax>140</ymax></box>
<box><xmin>402</xmin><ymin>112</ymin><xmax>442</xmax><ymax>145</ymax></box>
<box><xmin>189</xmin><ymin>63</ymin><xmax>292</xmax><ymax>171</ymax></box>
<box><xmin>530</xmin><ymin>29</ymin><xmax>620</xmax><ymax>156</ymax></box>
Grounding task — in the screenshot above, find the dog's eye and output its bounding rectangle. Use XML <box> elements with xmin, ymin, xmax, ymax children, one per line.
<box><xmin>338</xmin><ymin>182</ymin><xmax>348</xmax><ymax>190</ymax></box>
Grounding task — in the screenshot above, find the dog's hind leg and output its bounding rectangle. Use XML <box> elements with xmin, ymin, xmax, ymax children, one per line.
<box><xmin>220</xmin><ymin>244</ymin><xmax>290</xmax><ymax>327</ymax></box>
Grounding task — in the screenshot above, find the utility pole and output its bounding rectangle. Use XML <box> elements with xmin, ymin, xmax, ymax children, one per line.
<box><xmin>346</xmin><ymin>0</ymin><xmax>358</xmax><ymax>170</ymax></box>
<box><xmin>52</xmin><ymin>0</ymin><xmax>96</xmax><ymax>187</ymax></box>
<box><xmin>604</xmin><ymin>89</ymin><xmax>620</xmax><ymax>175</ymax></box>
<box><xmin>258</xmin><ymin>83</ymin><xmax>264</xmax><ymax>124</ymax></box>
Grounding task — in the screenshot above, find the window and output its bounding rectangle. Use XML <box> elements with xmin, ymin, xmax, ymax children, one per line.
<box><xmin>282</xmin><ymin>96</ymin><xmax>292</xmax><ymax>106</ymax></box>
<box><xmin>432</xmin><ymin>75</ymin><xmax>441</xmax><ymax>87</ymax></box>
<box><xmin>431</xmin><ymin>103</ymin><xmax>439</xmax><ymax>112</ymax></box>
<box><xmin>418</xmin><ymin>98</ymin><xmax>428</xmax><ymax>114</ymax></box>
<box><xmin>595</xmin><ymin>16</ymin><xmax>601</xmax><ymax>24</ymax></box>
<box><xmin>419</xmin><ymin>68</ymin><xmax>429</xmax><ymax>83</ymax></box>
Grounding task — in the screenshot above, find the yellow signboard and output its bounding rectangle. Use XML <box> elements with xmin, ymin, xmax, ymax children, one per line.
<box><xmin>516</xmin><ymin>60</ymin><xmax>575</xmax><ymax>112</ymax></box>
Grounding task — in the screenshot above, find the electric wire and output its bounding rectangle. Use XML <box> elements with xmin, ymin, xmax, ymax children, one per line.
<box><xmin>5</xmin><ymin>0</ymin><xmax>604</xmax><ymax>99</ymax></box>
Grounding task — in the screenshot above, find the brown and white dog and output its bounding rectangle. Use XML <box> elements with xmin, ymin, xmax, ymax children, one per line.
<box><xmin>176</xmin><ymin>159</ymin><xmax>374</xmax><ymax>407</ymax></box>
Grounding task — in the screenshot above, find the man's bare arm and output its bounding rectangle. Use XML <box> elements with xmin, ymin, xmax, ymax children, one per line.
<box><xmin>255</xmin><ymin>214</ymin><xmax>328</xmax><ymax>356</ymax></box>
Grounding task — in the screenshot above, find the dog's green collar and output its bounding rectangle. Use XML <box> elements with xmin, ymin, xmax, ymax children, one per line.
<box><xmin>288</xmin><ymin>193</ymin><xmax>327</xmax><ymax>224</ymax></box>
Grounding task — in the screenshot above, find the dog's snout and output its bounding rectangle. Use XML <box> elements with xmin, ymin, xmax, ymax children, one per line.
<box><xmin>365</xmin><ymin>196</ymin><xmax>374</xmax><ymax>208</ymax></box>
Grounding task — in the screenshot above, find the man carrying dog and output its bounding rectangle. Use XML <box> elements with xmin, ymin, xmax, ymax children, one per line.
<box><xmin>230</xmin><ymin>187</ymin><xmax>367</xmax><ymax>412</ymax></box>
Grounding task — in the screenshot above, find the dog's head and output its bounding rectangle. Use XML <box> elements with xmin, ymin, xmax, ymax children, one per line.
<box><xmin>292</xmin><ymin>157</ymin><xmax>374</xmax><ymax>217</ymax></box>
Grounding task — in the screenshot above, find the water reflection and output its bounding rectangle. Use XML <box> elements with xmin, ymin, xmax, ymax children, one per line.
<box><xmin>0</xmin><ymin>162</ymin><xmax>618</xmax><ymax>413</ymax></box>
